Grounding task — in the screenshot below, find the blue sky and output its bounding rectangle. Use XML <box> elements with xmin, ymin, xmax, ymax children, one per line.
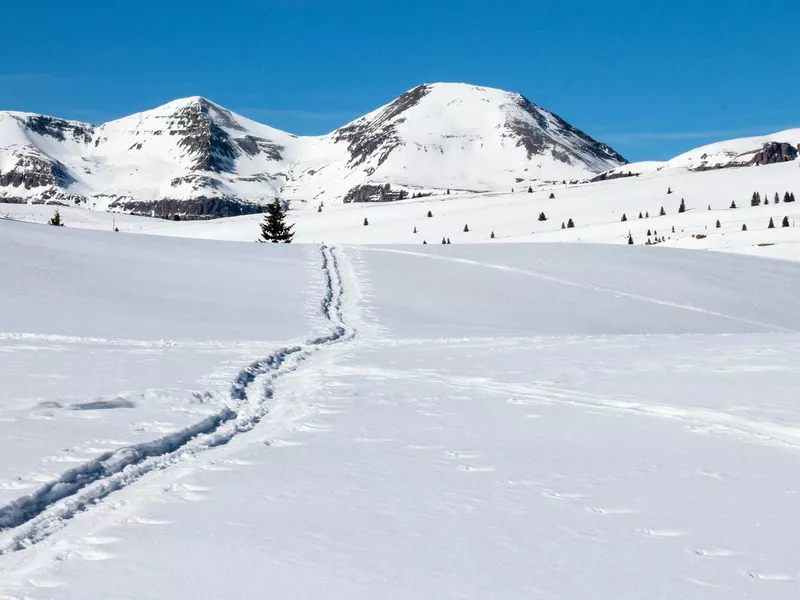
<box><xmin>1</xmin><ymin>0</ymin><xmax>797</xmax><ymax>161</ymax></box>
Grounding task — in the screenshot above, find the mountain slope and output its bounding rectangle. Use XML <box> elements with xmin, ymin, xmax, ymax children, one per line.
<box><xmin>0</xmin><ymin>84</ymin><xmax>627</xmax><ymax>217</ymax></box>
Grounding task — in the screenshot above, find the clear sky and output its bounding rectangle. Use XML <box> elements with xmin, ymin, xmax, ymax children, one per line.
<box><xmin>1</xmin><ymin>0</ymin><xmax>797</xmax><ymax>161</ymax></box>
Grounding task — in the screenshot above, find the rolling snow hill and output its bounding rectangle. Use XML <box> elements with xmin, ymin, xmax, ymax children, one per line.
<box><xmin>0</xmin><ymin>84</ymin><xmax>626</xmax><ymax>218</ymax></box>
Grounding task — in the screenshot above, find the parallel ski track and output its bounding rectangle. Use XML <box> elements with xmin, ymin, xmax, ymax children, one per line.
<box><xmin>0</xmin><ymin>245</ymin><xmax>354</xmax><ymax>554</ymax></box>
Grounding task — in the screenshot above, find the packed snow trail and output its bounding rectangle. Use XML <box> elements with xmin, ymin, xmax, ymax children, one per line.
<box><xmin>0</xmin><ymin>245</ymin><xmax>354</xmax><ymax>554</ymax></box>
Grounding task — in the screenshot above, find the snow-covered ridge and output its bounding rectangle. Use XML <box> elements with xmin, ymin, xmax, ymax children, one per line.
<box><xmin>591</xmin><ymin>129</ymin><xmax>800</xmax><ymax>181</ymax></box>
<box><xmin>0</xmin><ymin>83</ymin><xmax>627</xmax><ymax>218</ymax></box>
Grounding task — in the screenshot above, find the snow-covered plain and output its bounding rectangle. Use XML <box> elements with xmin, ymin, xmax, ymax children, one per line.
<box><xmin>3</xmin><ymin>158</ymin><xmax>799</xmax><ymax>260</ymax></box>
<box><xmin>2</xmin><ymin>219</ymin><xmax>800</xmax><ymax>598</ymax></box>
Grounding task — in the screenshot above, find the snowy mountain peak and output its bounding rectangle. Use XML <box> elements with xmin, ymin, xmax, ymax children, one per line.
<box><xmin>1</xmin><ymin>82</ymin><xmax>631</xmax><ymax>217</ymax></box>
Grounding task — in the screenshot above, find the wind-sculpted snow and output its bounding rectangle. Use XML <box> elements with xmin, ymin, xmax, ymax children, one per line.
<box><xmin>0</xmin><ymin>245</ymin><xmax>354</xmax><ymax>554</ymax></box>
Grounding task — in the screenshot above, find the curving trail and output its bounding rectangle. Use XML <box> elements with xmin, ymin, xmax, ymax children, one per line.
<box><xmin>0</xmin><ymin>245</ymin><xmax>355</xmax><ymax>554</ymax></box>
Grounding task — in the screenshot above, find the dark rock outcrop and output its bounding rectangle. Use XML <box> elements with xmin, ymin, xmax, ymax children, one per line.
<box><xmin>0</xmin><ymin>153</ymin><xmax>74</xmax><ymax>189</ymax></box>
<box><xmin>343</xmin><ymin>183</ymin><xmax>409</xmax><ymax>203</ymax></box>
<box><xmin>108</xmin><ymin>196</ymin><xmax>268</xmax><ymax>219</ymax></box>
<box><xmin>333</xmin><ymin>84</ymin><xmax>433</xmax><ymax>169</ymax></box>
<box><xmin>750</xmin><ymin>142</ymin><xmax>798</xmax><ymax>165</ymax></box>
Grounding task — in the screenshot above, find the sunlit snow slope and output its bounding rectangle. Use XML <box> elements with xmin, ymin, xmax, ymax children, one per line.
<box><xmin>2</xmin><ymin>221</ymin><xmax>800</xmax><ymax>598</ymax></box>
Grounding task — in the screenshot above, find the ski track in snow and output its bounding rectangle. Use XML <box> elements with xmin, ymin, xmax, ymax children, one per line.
<box><xmin>0</xmin><ymin>245</ymin><xmax>354</xmax><ymax>555</ymax></box>
<box><xmin>364</xmin><ymin>247</ymin><xmax>799</xmax><ymax>334</ymax></box>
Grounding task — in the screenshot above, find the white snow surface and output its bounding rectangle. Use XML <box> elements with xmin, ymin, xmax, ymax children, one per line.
<box><xmin>2</xmin><ymin>220</ymin><xmax>800</xmax><ymax>598</ymax></box>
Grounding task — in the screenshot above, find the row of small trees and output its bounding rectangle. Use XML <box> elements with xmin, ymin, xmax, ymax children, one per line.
<box><xmin>750</xmin><ymin>191</ymin><xmax>796</xmax><ymax>206</ymax></box>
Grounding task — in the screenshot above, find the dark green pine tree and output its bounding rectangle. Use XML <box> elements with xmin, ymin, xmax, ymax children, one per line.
<box><xmin>730</xmin><ymin>200</ymin><xmax>737</xmax><ymax>209</ymax></box>
<box><xmin>538</xmin><ymin>212</ymin><xmax>547</xmax><ymax>222</ymax></box>
<box><xmin>742</xmin><ymin>223</ymin><xmax>748</xmax><ymax>231</ymax></box>
<box><xmin>774</xmin><ymin>192</ymin><xmax>780</xmax><ymax>204</ymax></box>
<box><xmin>660</xmin><ymin>206</ymin><xmax>666</xmax><ymax>216</ymax></box>
<box><xmin>490</xmin><ymin>231</ymin><xmax>495</xmax><ymax>239</ymax></box>
<box><xmin>627</xmin><ymin>232</ymin><xmax>634</xmax><ymax>245</ymax></box>
<box><xmin>463</xmin><ymin>224</ymin><xmax>470</xmax><ymax>232</ymax></box>
<box><xmin>549</xmin><ymin>192</ymin><xmax>556</xmax><ymax>199</ymax></box>
<box><xmin>259</xmin><ymin>199</ymin><xmax>295</xmax><ymax>243</ymax></box>
<box><xmin>48</xmin><ymin>209</ymin><xmax>64</xmax><ymax>227</ymax></box>
<box><xmin>782</xmin><ymin>216</ymin><xmax>790</xmax><ymax>228</ymax></box>
<box><xmin>768</xmin><ymin>217</ymin><xmax>775</xmax><ymax>229</ymax></box>
<box><xmin>566</xmin><ymin>218</ymin><xmax>575</xmax><ymax>228</ymax></box>
<box><xmin>716</xmin><ymin>219</ymin><xmax>721</xmax><ymax>228</ymax></box>
<box><xmin>621</xmin><ymin>213</ymin><xmax>627</xmax><ymax>222</ymax></box>
<box><xmin>678</xmin><ymin>198</ymin><xmax>686</xmax><ymax>213</ymax></box>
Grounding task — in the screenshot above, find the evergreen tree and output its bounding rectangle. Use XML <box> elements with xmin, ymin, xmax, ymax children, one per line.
<box><xmin>645</xmin><ymin>211</ymin><xmax>650</xmax><ymax>218</ymax></box>
<box><xmin>538</xmin><ymin>212</ymin><xmax>547</xmax><ymax>221</ymax></box>
<box><xmin>423</xmin><ymin>240</ymin><xmax>427</xmax><ymax>244</ymax></box>
<box><xmin>549</xmin><ymin>192</ymin><xmax>555</xmax><ymax>199</ymax></box>
<box><xmin>561</xmin><ymin>222</ymin><xmax>566</xmax><ymax>229</ymax></box>
<box><xmin>678</xmin><ymin>198</ymin><xmax>686</xmax><ymax>213</ymax></box>
<box><xmin>742</xmin><ymin>223</ymin><xmax>748</xmax><ymax>231</ymax></box>
<box><xmin>660</xmin><ymin>206</ymin><xmax>666</xmax><ymax>216</ymax></box>
<box><xmin>667</xmin><ymin>187</ymin><xmax>673</xmax><ymax>194</ymax></box>
<box><xmin>427</xmin><ymin>210</ymin><xmax>433</xmax><ymax>218</ymax></box>
<box><xmin>363</xmin><ymin>217</ymin><xmax>369</xmax><ymax>226</ymax></box>
<box><xmin>446</xmin><ymin>189</ymin><xmax>451</xmax><ymax>195</ymax></box>
<box><xmin>751</xmin><ymin>191</ymin><xmax>761</xmax><ymax>207</ymax></box>
<box><xmin>621</xmin><ymin>213</ymin><xmax>627</xmax><ymax>222</ymax></box>
<box><xmin>782</xmin><ymin>216</ymin><xmax>790</xmax><ymax>228</ymax></box>
<box><xmin>318</xmin><ymin>205</ymin><xmax>322</xmax><ymax>213</ymax></box>
<box><xmin>566</xmin><ymin>218</ymin><xmax>575</xmax><ymax>228</ymax></box>
<box><xmin>765</xmin><ymin>197</ymin><xmax>770</xmax><ymax>205</ymax></box>
<box><xmin>716</xmin><ymin>219</ymin><xmax>721</xmax><ymax>228</ymax></box>
<box><xmin>627</xmin><ymin>232</ymin><xmax>634</xmax><ymax>245</ymax></box>
<box><xmin>258</xmin><ymin>199</ymin><xmax>295</xmax><ymax>243</ymax></box>
<box><xmin>768</xmin><ymin>217</ymin><xmax>775</xmax><ymax>229</ymax></box>
<box><xmin>708</xmin><ymin>204</ymin><xmax>711</xmax><ymax>210</ymax></box>
<box><xmin>639</xmin><ymin>212</ymin><xmax>643</xmax><ymax>219</ymax></box>
<box><xmin>413</xmin><ymin>226</ymin><xmax>417</xmax><ymax>234</ymax></box>
<box><xmin>442</xmin><ymin>237</ymin><xmax>447</xmax><ymax>244</ymax></box>
<box><xmin>730</xmin><ymin>200</ymin><xmax>737</xmax><ymax>209</ymax></box>
<box><xmin>48</xmin><ymin>209</ymin><xmax>64</xmax><ymax>227</ymax></box>
<box><xmin>775</xmin><ymin>192</ymin><xmax>780</xmax><ymax>204</ymax></box>
<box><xmin>791</xmin><ymin>193</ymin><xmax>797</xmax><ymax>203</ymax></box>
<box><xmin>672</xmin><ymin>225</ymin><xmax>675</xmax><ymax>233</ymax></box>
<box><xmin>647</xmin><ymin>229</ymin><xmax>651</xmax><ymax>236</ymax></box>
<box><xmin>447</xmin><ymin>238</ymin><xmax>451</xmax><ymax>244</ymax></box>
<box><xmin>463</xmin><ymin>224</ymin><xmax>469</xmax><ymax>232</ymax></box>
<box><xmin>527</xmin><ymin>186</ymin><xmax>533</xmax><ymax>193</ymax></box>
<box><xmin>490</xmin><ymin>231</ymin><xmax>495</xmax><ymax>239</ymax></box>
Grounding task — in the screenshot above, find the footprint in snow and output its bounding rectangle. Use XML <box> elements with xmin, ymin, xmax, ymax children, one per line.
<box><xmin>693</xmin><ymin>548</ymin><xmax>738</xmax><ymax>558</ymax></box>
<box><xmin>748</xmin><ymin>572</ymin><xmax>795</xmax><ymax>581</ymax></box>
<box><xmin>588</xmin><ymin>507</ymin><xmax>638</xmax><ymax>515</ymax></box>
<box><xmin>639</xmin><ymin>528</ymin><xmax>686</xmax><ymax>538</ymax></box>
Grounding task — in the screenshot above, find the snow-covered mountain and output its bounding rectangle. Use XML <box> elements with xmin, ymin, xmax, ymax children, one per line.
<box><xmin>661</xmin><ymin>128</ymin><xmax>800</xmax><ymax>171</ymax></box>
<box><xmin>0</xmin><ymin>84</ymin><xmax>626</xmax><ymax>218</ymax></box>
<box><xmin>591</xmin><ymin>129</ymin><xmax>800</xmax><ymax>181</ymax></box>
